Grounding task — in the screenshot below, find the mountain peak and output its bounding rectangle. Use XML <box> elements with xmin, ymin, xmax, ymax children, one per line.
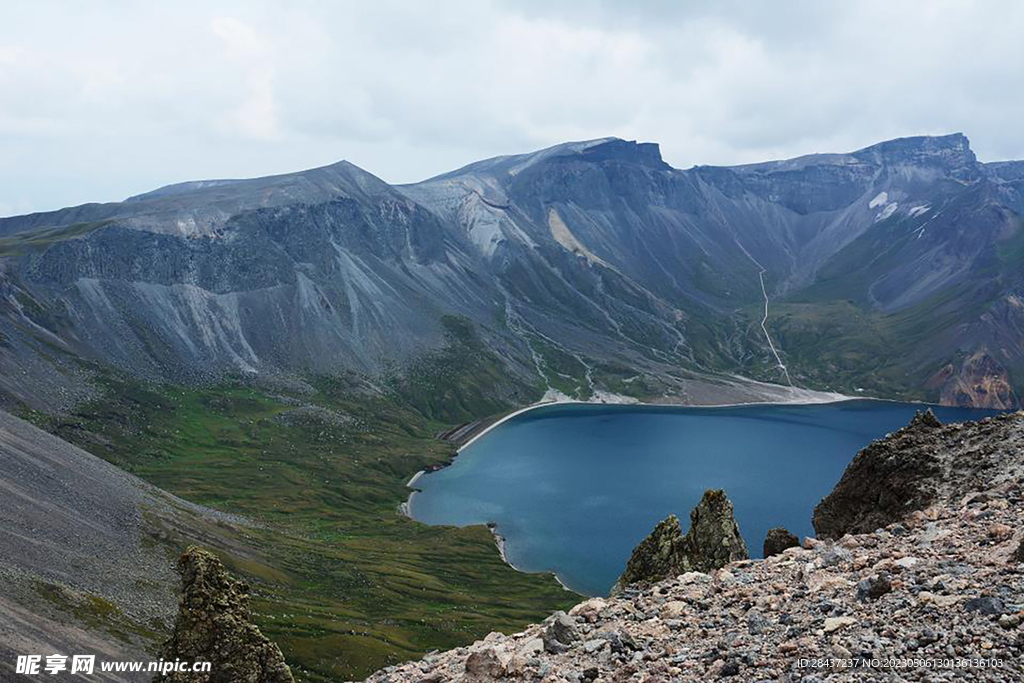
<box><xmin>860</xmin><ymin>131</ymin><xmax>970</xmax><ymax>152</ymax></box>
<box><xmin>0</xmin><ymin>157</ymin><xmax>395</xmax><ymax>239</ymax></box>
<box><xmin>853</xmin><ymin>132</ymin><xmax>978</xmax><ymax>176</ymax></box>
<box><xmin>577</xmin><ymin>139</ymin><xmax>670</xmax><ymax>169</ymax></box>
<box><xmin>124</xmin><ymin>158</ymin><xmax>381</xmax><ymax>204</ymax></box>
<box><xmin>419</xmin><ymin>137</ymin><xmax>670</xmax><ymax>184</ymax></box>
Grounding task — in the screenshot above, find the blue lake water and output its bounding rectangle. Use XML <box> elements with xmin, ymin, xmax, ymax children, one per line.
<box><xmin>408</xmin><ymin>400</ymin><xmax>997</xmax><ymax>597</ymax></box>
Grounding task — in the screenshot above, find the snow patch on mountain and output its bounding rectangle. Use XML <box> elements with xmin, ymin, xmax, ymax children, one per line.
<box><xmin>875</xmin><ymin>202</ymin><xmax>899</xmax><ymax>221</ymax></box>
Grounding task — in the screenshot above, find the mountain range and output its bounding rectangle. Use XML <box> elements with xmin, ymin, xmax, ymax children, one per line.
<box><xmin>1</xmin><ymin>132</ymin><xmax>1021</xmax><ymax>421</ymax></box>
<box><xmin>3</xmin><ymin>132</ymin><xmax>1023</xmax><ymax>680</ymax></box>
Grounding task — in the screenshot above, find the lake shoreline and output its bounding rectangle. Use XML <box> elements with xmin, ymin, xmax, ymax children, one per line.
<box><xmin>400</xmin><ymin>388</ymin><xmax>862</xmax><ymax>521</ymax></box>
<box><xmin>487</xmin><ymin>523</ymin><xmax>580</xmax><ymax>595</ymax></box>
<box><xmin>399</xmin><ymin>385</ymin><xmax>862</xmax><ymax>592</ymax></box>
<box><xmin>456</xmin><ymin>388</ymin><xmax>858</xmax><ymax>454</ymax></box>
<box><xmin>402</xmin><ymin>395</ymin><xmax>997</xmax><ymax>596</ymax></box>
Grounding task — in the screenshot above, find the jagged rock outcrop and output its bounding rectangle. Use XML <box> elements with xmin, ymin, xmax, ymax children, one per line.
<box><xmin>814</xmin><ymin>409</ymin><xmax>1024</xmax><ymax>538</ymax></box>
<box><xmin>813</xmin><ymin>409</ymin><xmax>944</xmax><ymax>538</ymax></box>
<box><xmin>683</xmin><ymin>489</ymin><xmax>749</xmax><ymax>570</ymax></box>
<box><xmin>763</xmin><ymin>526</ymin><xmax>800</xmax><ymax>557</ymax></box>
<box><xmin>156</xmin><ymin>547</ymin><xmax>293</xmax><ymax>683</ymax></box>
<box><xmin>611</xmin><ymin>489</ymin><xmax>747</xmax><ymax>594</ymax></box>
<box><xmin>609</xmin><ymin>516</ymin><xmax>683</xmax><ymax>596</ymax></box>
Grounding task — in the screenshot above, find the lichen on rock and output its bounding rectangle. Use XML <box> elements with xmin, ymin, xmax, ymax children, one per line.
<box><xmin>611</xmin><ymin>489</ymin><xmax>747</xmax><ymax>594</ymax></box>
<box><xmin>155</xmin><ymin>546</ymin><xmax>293</xmax><ymax>683</ymax></box>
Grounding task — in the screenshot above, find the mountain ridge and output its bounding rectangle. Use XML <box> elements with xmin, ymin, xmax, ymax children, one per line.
<box><xmin>0</xmin><ymin>132</ymin><xmax>1020</xmax><ymax>412</ymax></box>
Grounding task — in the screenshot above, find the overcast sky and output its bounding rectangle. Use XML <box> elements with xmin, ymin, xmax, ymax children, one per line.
<box><xmin>2</xmin><ymin>1</ymin><xmax>1023</xmax><ymax>216</ymax></box>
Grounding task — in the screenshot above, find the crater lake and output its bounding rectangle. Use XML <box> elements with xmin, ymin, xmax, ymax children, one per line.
<box><xmin>408</xmin><ymin>400</ymin><xmax>997</xmax><ymax>596</ymax></box>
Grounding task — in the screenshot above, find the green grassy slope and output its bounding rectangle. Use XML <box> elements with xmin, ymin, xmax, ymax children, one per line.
<box><xmin>19</xmin><ymin>325</ymin><xmax>574</xmax><ymax>681</ymax></box>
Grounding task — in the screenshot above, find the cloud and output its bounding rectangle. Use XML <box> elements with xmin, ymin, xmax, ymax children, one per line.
<box><xmin>208</xmin><ymin>16</ymin><xmax>278</xmax><ymax>139</ymax></box>
<box><xmin>1</xmin><ymin>0</ymin><xmax>1023</xmax><ymax>214</ymax></box>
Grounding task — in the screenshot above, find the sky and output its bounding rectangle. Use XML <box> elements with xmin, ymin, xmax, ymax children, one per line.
<box><xmin>2</xmin><ymin>0</ymin><xmax>1023</xmax><ymax>216</ymax></box>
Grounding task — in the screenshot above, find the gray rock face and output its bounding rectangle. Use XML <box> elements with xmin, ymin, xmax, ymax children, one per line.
<box><xmin>1</xmin><ymin>133</ymin><xmax>1021</xmax><ymax>412</ymax></box>
<box><xmin>612</xmin><ymin>489</ymin><xmax>748</xmax><ymax>593</ymax></box>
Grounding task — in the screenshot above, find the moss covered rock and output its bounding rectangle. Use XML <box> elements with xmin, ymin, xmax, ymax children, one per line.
<box><xmin>155</xmin><ymin>547</ymin><xmax>293</xmax><ymax>683</ymax></box>
<box><xmin>612</xmin><ymin>489</ymin><xmax>747</xmax><ymax>593</ymax></box>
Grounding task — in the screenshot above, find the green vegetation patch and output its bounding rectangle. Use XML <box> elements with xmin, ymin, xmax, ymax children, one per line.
<box><xmin>28</xmin><ymin>367</ymin><xmax>573</xmax><ymax>681</ymax></box>
<box><xmin>529</xmin><ymin>336</ymin><xmax>592</xmax><ymax>399</ymax></box>
<box><xmin>391</xmin><ymin>315</ymin><xmax>539</xmax><ymax>423</ymax></box>
<box><xmin>34</xmin><ymin>581</ymin><xmax>162</xmax><ymax>646</ymax></box>
<box><xmin>0</xmin><ymin>220</ymin><xmax>111</xmax><ymax>257</ymax></box>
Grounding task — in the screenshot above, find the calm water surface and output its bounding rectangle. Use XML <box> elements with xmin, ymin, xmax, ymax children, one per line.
<box><xmin>409</xmin><ymin>400</ymin><xmax>996</xmax><ymax>596</ymax></box>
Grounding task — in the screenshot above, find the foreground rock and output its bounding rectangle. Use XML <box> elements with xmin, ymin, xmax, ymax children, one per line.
<box><xmin>362</xmin><ymin>481</ymin><xmax>1024</xmax><ymax>682</ymax></box>
<box><xmin>156</xmin><ymin>547</ymin><xmax>293</xmax><ymax>683</ymax></box>
<box><xmin>361</xmin><ymin>411</ymin><xmax>1024</xmax><ymax>683</ymax></box>
<box><xmin>813</xmin><ymin>410</ymin><xmax>1024</xmax><ymax>538</ymax></box>
<box><xmin>611</xmin><ymin>489</ymin><xmax>748</xmax><ymax>594</ymax></box>
<box><xmin>0</xmin><ymin>409</ymin><xmax>254</xmax><ymax>682</ymax></box>
<box><xmin>763</xmin><ymin>527</ymin><xmax>800</xmax><ymax>558</ymax></box>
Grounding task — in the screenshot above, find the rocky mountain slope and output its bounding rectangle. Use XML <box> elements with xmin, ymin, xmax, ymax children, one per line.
<box><xmin>156</xmin><ymin>547</ymin><xmax>293</xmax><ymax>683</ymax></box>
<box><xmin>1</xmin><ymin>134</ymin><xmax>1020</xmax><ymax>415</ymax></box>
<box><xmin>361</xmin><ymin>410</ymin><xmax>1024</xmax><ymax>682</ymax></box>
<box><xmin>0</xmin><ymin>408</ymin><xmax>263</xmax><ymax>682</ymax></box>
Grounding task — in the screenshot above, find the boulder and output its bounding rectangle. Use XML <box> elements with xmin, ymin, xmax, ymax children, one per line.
<box><xmin>856</xmin><ymin>573</ymin><xmax>892</xmax><ymax>601</ymax></box>
<box><xmin>542</xmin><ymin>611</ymin><xmax>579</xmax><ymax>653</ymax></box>
<box><xmin>964</xmin><ymin>596</ymin><xmax>1005</xmax><ymax>616</ymax></box>
<box><xmin>464</xmin><ymin>649</ymin><xmax>505</xmax><ymax>680</ymax></box>
<box><xmin>763</xmin><ymin>527</ymin><xmax>800</xmax><ymax>557</ymax></box>
<box><xmin>823</xmin><ymin>616</ymin><xmax>857</xmax><ymax>633</ymax></box>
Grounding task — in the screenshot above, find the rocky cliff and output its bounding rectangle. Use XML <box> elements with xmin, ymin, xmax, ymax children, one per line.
<box><xmin>1</xmin><ymin>134</ymin><xmax>1021</xmax><ymax>415</ymax></box>
<box><xmin>813</xmin><ymin>409</ymin><xmax>1024</xmax><ymax>538</ymax></box>
<box><xmin>359</xmin><ymin>411</ymin><xmax>1024</xmax><ymax>682</ymax></box>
